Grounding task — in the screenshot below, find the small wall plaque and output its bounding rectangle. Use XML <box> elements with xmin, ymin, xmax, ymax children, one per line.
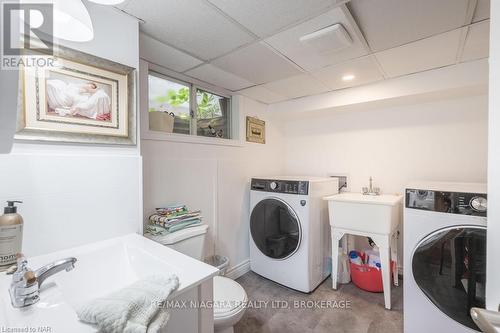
<box><xmin>246</xmin><ymin>116</ymin><xmax>265</xmax><ymax>144</ymax></box>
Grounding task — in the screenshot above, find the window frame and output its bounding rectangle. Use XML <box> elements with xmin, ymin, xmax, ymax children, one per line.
<box><xmin>193</xmin><ymin>87</ymin><xmax>232</xmax><ymax>139</ymax></box>
<box><xmin>143</xmin><ymin>63</ymin><xmax>241</xmax><ymax>147</ymax></box>
<box><xmin>148</xmin><ymin>71</ymin><xmax>192</xmax><ymax>135</ymax></box>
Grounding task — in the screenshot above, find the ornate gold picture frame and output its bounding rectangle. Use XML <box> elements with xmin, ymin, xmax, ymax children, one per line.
<box><xmin>17</xmin><ymin>43</ymin><xmax>136</xmax><ymax>145</ymax></box>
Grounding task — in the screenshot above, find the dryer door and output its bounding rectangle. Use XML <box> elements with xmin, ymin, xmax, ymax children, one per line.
<box><xmin>250</xmin><ymin>198</ymin><xmax>301</xmax><ymax>260</ymax></box>
<box><xmin>412</xmin><ymin>225</ymin><xmax>487</xmax><ymax>331</ymax></box>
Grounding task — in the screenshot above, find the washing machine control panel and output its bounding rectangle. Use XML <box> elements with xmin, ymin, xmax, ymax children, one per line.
<box><xmin>251</xmin><ymin>178</ymin><xmax>309</xmax><ymax>195</ymax></box>
<box><xmin>406</xmin><ymin>189</ymin><xmax>487</xmax><ymax>217</ymax></box>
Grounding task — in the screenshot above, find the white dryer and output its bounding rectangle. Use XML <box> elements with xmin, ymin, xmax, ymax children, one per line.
<box><xmin>404</xmin><ymin>182</ymin><xmax>487</xmax><ymax>333</ymax></box>
<box><xmin>249</xmin><ymin>176</ymin><xmax>338</xmax><ymax>293</ymax></box>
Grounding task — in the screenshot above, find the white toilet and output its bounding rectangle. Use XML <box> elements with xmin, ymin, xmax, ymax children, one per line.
<box><xmin>152</xmin><ymin>225</ymin><xmax>247</xmax><ymax>333</ymax></box>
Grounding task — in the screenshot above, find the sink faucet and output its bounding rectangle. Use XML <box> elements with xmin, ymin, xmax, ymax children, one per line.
<box><xmin>35</xmin><ymin>257</ymin><xmax>77</xmax><ymax>288</ymax></box>
<box><xmin>362</xmin><ymin>176</ymin><xmax>381</xmax><ymax>196</ymax></box>
<box><xmin>8</xmin><ymin>253</ymin><xmax>77</xmax><ymax>308</ymax></box>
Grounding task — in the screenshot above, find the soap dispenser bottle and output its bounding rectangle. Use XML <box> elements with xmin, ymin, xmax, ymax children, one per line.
<box><xmin>0</xmin><ymin>201</ymin><xmax>23</xmax><ymax>268</ymax></box>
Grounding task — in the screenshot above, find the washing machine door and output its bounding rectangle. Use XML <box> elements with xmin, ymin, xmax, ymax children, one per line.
<box><xmin>412</xmin><ymin>225</ymin><xmax>487</xmax><ymax>331</ymax></box>
<box><xmin>250</xmin><ymin>198</ymin><xmax>301</xmax><ymax>260</ymax></box>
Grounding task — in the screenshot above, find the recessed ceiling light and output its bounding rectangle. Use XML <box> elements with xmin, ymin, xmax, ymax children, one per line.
<box><xmin>342</xmin><ymin>74</ymin><xmax>355</xmax><ymax>81</ymax></box>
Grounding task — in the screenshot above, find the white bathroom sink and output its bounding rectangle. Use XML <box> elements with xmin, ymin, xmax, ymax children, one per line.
<box><xmin>0</xmin><ymin>233</ymin><xmax>219</xmax><ymax>332</ymax></box>
<box><xmin>324</xmin><ymin>193</ymin><xmax>403</xmax><ymax>234</ymax></box>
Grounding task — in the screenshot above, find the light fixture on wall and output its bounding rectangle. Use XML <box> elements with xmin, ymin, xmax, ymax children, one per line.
<box><xmin>21</xmin><ymin>0</ymin><xmax>94</xmax><ymax>42</ymax></box>
<box><xmin>87</xmin><ymin>0</ymin><xmax>126</xmax><ymax>4</ymax></box>
<box><xmin>342</xmin><ymin>74</ymin><xmax>355</xmax><ymax>81</ymax></box>
<box><xmin>20</xmin><ymin>0</ymin><xmax>126</xmax><ymax>43</ymax></box>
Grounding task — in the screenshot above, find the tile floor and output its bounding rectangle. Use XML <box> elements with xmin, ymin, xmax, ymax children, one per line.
<box><xmin>235</xmin><ymin>271</ymin><xmax>403</xmax><ymax>333</ymax></box>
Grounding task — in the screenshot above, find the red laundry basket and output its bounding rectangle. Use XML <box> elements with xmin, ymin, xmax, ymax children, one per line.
<box><xmin>349</xmin><ymin>252</ymin><xmax>395</xmax><ymax>293</ymax></box>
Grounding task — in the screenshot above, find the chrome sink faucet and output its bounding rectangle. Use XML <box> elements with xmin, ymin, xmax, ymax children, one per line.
<box><xmin>362</xmin><ymin>176</ymin><xmax>381</xmax><ymax>196</ymax></box>
<box><xmin>8</xmin><ymin>253</ymin><xmax>77</xmax><ymax>308</ymax></box>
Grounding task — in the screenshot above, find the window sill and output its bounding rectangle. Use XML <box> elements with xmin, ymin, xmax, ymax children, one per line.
<box><xmin>141</xmin><ymin>131</ymin><xmax>245</xmax><ymax>147</ymax></box>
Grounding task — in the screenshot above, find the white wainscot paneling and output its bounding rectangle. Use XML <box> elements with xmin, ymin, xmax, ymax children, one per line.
<box><xmin>216</xmin><ymin>159</ymin><xmax>253</xmax><ymax>270</ymax></box>
<box><xmin>0</xmin><ymin>154</ymin><xmax>142</xmax><ymax>256</ymax></box>
<box><xmin>142</xmin><ymin>157</ymin><xmax>218</xmax><ymax>259</ymax></box>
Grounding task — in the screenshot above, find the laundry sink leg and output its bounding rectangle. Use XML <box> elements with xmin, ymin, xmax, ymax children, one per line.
<box><xmin>380</xmin><ymin>243</ymin><xmax>392</xmax><ymax>310</ymax></box>
<box><xmin>391</xmin><ymin>231</ymin><xmax>399</xmax><ymax>287</ymax></box>
<box><xmin>331</xmin><ymin>228</ymin><xmax>344</xmax><ymax>290</ymax></box>
<box><xmin>371</xmin><ymin>234</ymin><xmax>391</xmax><ymax>310</ymax></box>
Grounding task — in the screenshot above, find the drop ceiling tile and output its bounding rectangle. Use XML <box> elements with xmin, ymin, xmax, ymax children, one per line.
<box><xmin>115</xmin><ymin>0</ymin><xmax>134</xmax><ymax>8</ymax></box>
<box><xmin>461</xmin><ymin>21</ymin><xmax>490</xmax><ymax>62</ymax></box>
<box><xmin>237</xmin><ymin>86</ymin><xmax>287</xmax><ymax>104</ymax></box>
<box><xmin>473</xmin><ymin>0</ymin><xmax>490</xmax><ymax>23</ymax></box>
<box><xmin>266</xmin><ymin>6</ymin><xmax>369</xmax><ymax>71</ymax></box>
<box><xmin>211</xmin><ymin>42</ymin><xmax>303</xmax><ymax>84</ymax></box>
<box><xmin>374</xmin><ymin>28</ymin><xmax>465</xmax><ymax>78</ymax></box>
<box><xmin>185</xmin><ymin>64</ymin><xmax>254</xmax><ymax>91</ymax></box>
<box><xmin>263</xmin><ymin>74</ymin><xmax>330</xmax><ymax>99</ymax></box>
<box><xmin>139</xmin><ymin>34</ymin><xmax>203</xmax><ymax>72</ymax></box>
<box><xmin>118</xmin><ymin>0</ymin><xmax>255</xmax><ymax>61</ymax></box>
<box><xmin>311</xmin><ymin>55</ymin><xmax>384</xmax><ymax>90</ymax></box>
<box><xmin>348</xmin><ymin>0</ymin><xmax>470</xmax><ymax>52</ymax></box>
<box><xmin>207</xmin><ymin>0</ymin><xmax>345</xmax><ymax>38</ymax></box>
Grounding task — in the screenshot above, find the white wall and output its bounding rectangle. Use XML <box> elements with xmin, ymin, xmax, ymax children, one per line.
<box><xmin>53</xmin><ymin>3</ymin><xmax>139</xmax><ymax>70</ymax></box>
<box><xmin>0</xmin><ymin>0</ymin><xmax>17</xmax><ymax>153</ymax></box>
<box><xmin>0</xmin><ymin>3</ymin><xmax>142</xmax><ymax>256</ymax></box>
<box><xmin>487</xmin><ymin>0</ymin><xmax>500</xmax><ymax>311</ymax></box>
<box><xmin>279</xmin><ymin>94</ymin><xmax>488</xmax><ymax>265</ymax></box>
<box><xmin>281</xmin><ymin>94</ymin><xmax>488</xmax><ymax>194</ymax></box>
<box><xmin>141</xmin><ymin>96</ymin><xmax>284</xmax><ymax>272</ymax></box>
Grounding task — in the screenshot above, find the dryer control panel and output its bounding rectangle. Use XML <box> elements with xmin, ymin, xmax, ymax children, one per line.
<box><xmin>251</xmin><ymin>178</ymin><xmax>309</xmax><ymax>195</ymax></box>
<box><xmin>406</xmin><ymin>189</ymin><xmax>487</xmax><ymax>217</ymax></box>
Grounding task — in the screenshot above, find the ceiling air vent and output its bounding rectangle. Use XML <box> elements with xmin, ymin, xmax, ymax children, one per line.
<box><xmin>299</xmin><ymin>23</ymin><xmax>352</xmax><ymax>53</ymax></box>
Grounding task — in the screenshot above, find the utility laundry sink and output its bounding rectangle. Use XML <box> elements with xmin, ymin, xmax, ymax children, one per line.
<box><xmin>324</xmin><ymin>193</ymin><xmax>402</xmax><ymax>234</ymax></box>
<box><xmin>325</xmin><ymin>193</ymin><xmax>403</xmax><ymax>309</ymax></box>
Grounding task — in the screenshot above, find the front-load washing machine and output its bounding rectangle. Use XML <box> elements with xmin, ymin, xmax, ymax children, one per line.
<box><xmin>404</xmin><ymin>181</ymin><xmax>487</xmax><ymax>333</ymax></box>
<box><xmin>249</xmin><ymin>176</ymin><xmax>338</xmax><ymax>292</ymax></box>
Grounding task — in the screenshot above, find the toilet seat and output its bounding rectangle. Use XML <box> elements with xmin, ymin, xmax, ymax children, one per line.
<box><xmin>213</xmin><ymin>276</ymin><xmax>247</xmax><ymax>324</ymax></box>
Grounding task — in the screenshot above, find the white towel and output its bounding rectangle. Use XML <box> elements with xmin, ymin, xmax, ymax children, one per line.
<box><xmin>77</xmin><ymin>274</ymin><xmax>179</xmax><ymax>333</ymax></box>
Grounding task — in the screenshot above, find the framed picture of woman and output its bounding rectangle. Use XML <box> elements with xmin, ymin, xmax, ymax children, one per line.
<box><xmin>17</xmin><ymin>44</ymin><xmax>136</xmax><ymax>145</ymax></box>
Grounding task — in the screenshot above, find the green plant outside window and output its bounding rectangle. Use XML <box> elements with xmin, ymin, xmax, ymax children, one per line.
<box><xmin>148</xmin><ymin>72</ymin><xmax>230</xmax><ymax>139</ymax></box>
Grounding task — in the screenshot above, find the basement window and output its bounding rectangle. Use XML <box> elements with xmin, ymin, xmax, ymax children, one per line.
<box><xmin>148</xmin><ymin>72</ymin><xmax>231</xmax><ymax>139</ymax></box>
<box><xmin>196</xmin><ymin>89</ymin><xmax>231</xmax><ymax>139</ymax></box>
<box><xmin>148</xmin><ymin>74</ymin><xmax>190</xmax><ymax>134</ymax></box>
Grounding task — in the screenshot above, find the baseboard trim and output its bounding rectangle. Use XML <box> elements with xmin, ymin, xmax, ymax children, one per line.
<box><xmin>225</xmin><ymin>259</ymin><xmax>250</xmax><ymax>280</ymax></box>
